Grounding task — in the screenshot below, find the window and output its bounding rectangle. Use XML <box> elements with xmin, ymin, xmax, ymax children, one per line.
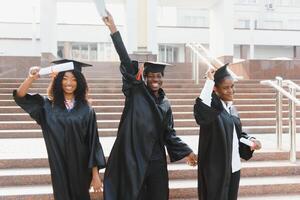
<box><xmin>237</xmin><ymin>0</ymin><xmax>257</xmax><ymax>4</ymax></box>
<box><xmin>180</xmin><ymin>16</ymin><xmax>206</xmax><ymax>27</ymax></box>
<box><xmin>262</xmin><ymin>20</ymin><xmax>283</xmax><ymax>29</ymax></box>
<box><xmin>58</xmin><ymin>42</ymin><xmax>119</xmax><ymax>61</ymax></box>
<box><xmin>236</xmin><ymin>19</ymin><xmax>251</xmax><ymax>29</ymax></box>
<box><xmin>68</xmin><ymin>43</ymin><xmax>98</xmax><ymax>61</ymax></box>
<box><xmin>177</xmin><ymin>8</ymin><xmax>208</xmax><ymax>27</ymax></box>
<box><xmin>158</xmin><ymin>44</ymin><xmax>179</xmax><ymax>63</ymax></box>
<box><xmin>275</xmin><ymin>0</ymin><xmax>292</xmax><ymax>6</ymax></box>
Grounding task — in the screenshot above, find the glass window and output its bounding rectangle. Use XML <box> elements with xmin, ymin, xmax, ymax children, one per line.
<box><xmin>90</xmin><ymin>44</ymin><xmax>97</xmax><ymax>61</ymax></box>
<box><xmin>275</xmin><ymin>0</ymin><xmax>292</xmax><ymax>6</ymax></box>
<box><xmin>72</xmin><ymin>45</ymin><xmax>80</xmax><ymax>60</ymax></box>
<box><xmin>177</xmin><ymin>8</ymin><xmax>208</xmax><ymax>27</ymax></box>
<box><xmin>263</xmin><ymin>20</ymin><xmax>283</xmax><ymax>29</ymax></box>
<box><xmin>81</xmin><ymin>44</ymin><xmax>89</xmax><ymax>60</ymax></box>
<box><xmin>237</xmin><ymin>0</ymin><xmax>257</xmax><ymax>4</ymax></box>
<box><xmin>158</xmin><ymin>44</ymin><xmax>180</xmax><ymax>63</ymax></box>
<box><xmin>236</xmin><ymin>19</ymin><xmax>251</xmax><ymax>29</ymax></box>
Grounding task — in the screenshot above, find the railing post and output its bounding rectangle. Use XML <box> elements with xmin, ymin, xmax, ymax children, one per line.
<box><xmin>192</xmin><ymin>50</ymin><xmax>195</xmax><ymax>81</ymax></box>
<box><xmin>195</xmin><ymin>55</ymin><xmax>199</xmax><ymax>85</ymax></box>
<box><xmin>275</xmin><ymin>76</ymin><xmax>283</xmax><ymax>150</ymax></box>
<box><xmin>289</xmin><ymin>85</ymin><xmax>297</xmax><ymax>163</ymax></box>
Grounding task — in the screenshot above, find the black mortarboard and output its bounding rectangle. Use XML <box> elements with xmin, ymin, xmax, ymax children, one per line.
<box><xmin>51</xmin><ymin>59</ymin><xmax>92</xmax><ymax>73</ymax></box>
<box><xmin>214</xmin><ymin>63</ymin><xmax>232</xmax><ymax>84</ymax></box>
<box><xmin>143</xmin><ymin>61</ymin><xmax>171</xmax><ymax>76</ymax></box>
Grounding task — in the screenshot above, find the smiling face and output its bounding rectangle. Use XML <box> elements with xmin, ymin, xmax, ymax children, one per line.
<box><xmin>214</xmin><ymin>77</ymin><xmax>235</xmax><ymax>102</ymax></box>
<box><xmin>146</xmin><ymin>72</ymin><xmax>163</xmax><ymax>94</ymax></box>
<box><xmin>62</xmin><ymin>71</ymin><xmax>77</xmax><ymax>96</ymax></box>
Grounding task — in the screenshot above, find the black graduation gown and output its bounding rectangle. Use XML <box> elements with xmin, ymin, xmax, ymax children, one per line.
<box><xmin>13</xmin><ymin>91</ymin><xmax>106</xmax><ymax>200</ymax></box>
<box><xmin>193</xmin><ymin>93</ymin><xmax>254</xmax><ymax>200</ymax></box>
<box><xmin>103</xmin><ymin>31</ymin><xmax>192</xmax><ymax>200</ymax></box>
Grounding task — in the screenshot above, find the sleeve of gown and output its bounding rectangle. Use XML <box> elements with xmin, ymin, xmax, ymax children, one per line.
<box><xmin>193</xmin><ymin>97</ymin><xmax>220</xmax><ymax>125</ymax></box>
<box><xmin>13</xmin><ymin>90</ymin><xmax>44</xmax><ymax>125</ymax></box>
<box><xmin>165</xmin><ymin>108</ymin><xmax>193</xmax><ymax>162</ymax></box>
<box><xmin>87</xmin><ymin>108</ymin><xmax>106</xmax><ymax>169</ymax></box>
<box><xmin>239</xmin><ymin>131</ymin><xmax>255</xmax><ymax>161</ymax></box>
<box><xmin>110</xmin><ymin>31</ymin><xmax>140</xmax><ymax>96</ymax></box>
<box><xmin>199</xmin><ymin>79</ymin><xmax>215</xmax><ymax>106</ymax></box>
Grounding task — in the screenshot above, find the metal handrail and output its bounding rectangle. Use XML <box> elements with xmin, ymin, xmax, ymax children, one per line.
<box><xmin>186</xmin><ymin>43</ymin><xmax>242</xmax><ymax>83</ymax></box>
<box><xmin>186</xmin><ymin>43</ymin><xmax>216</xmax><ymax>69</ymax></box>
<box><xmin>260</xmin><ymin>80</ymin><xmax>300</xmax><ymax>105</ymax></box>
<box><xmin>194</xmin><ymin>43</ymin><xmax>242</xmax><ymax>80</ymax></box>
<box><xmin>186</xmin><ymin>43</ymin><xmax>215</xmax><ymax>84</ymax></box>
<box><xmin>261</xmin><ymin>78</ymin><xmax>300</xmax><ymax>163</ymax></box>
<box><xmin>283</xmin><ymin>80</ymin><xmax>300</xmax><ymax>91</ymax></box>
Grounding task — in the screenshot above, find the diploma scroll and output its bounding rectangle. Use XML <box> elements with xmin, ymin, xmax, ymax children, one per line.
<box><xmin>94</xmin><ymin>0</ymin><xmax>108</xmax><ymax>17</ymax></box>
<box><xmin>39</xmin><ymin>62</ymin><xmax>74</xmax><ymax>76</ymax></box>
<box><xmin>240</xmin><ymin>138</ymin><xmax>254</xmax><ymax>147</ymax></box>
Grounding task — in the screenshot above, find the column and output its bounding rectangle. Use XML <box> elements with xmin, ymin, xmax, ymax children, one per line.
<box><xmin>125</xmin><ymin>0</ymin><xmax>138</xmax><ymax>54</ymax></box>
<box><xmin>125</xmin><ymin>0</ymin><xmax>157</xmax><ymax>61</ymax></box>
<box><xmin>209</xmin><ymin>0</ymin><xmax>234</xmax><ymax>61</ymax></box>
<box><xmin>147</xmin><ymin>0</ymin><xmax>158</xmax><ymax>55</ymax></box>
<box><xmin>40</xmin><ymin>0</ymin><xmax>57</xmax><ymax>65</ymax></box>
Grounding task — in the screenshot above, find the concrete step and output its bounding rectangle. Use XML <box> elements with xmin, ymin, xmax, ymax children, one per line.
<box><xmin>172</xmin><ymin>196</ymin><xmax>300</xmax><ymax>200</ymax></box>
<box><xmin>0</xmin><ymin>87</ymin><xmax>278</xmax><ymax>93</ymax></box>
<box><xmin>0</xmin><ymin>93</ymin><xmax>279</xmax><ymax>101</ymax></box>
<box><xmin>0</xmin><ymin>78</ymin><xmax>282</xmax><ymax>84</ymax></box>
<box><xmin>1</xmin><ymin>118</ymin><xmax>300</xmax><ymax>130</ymax></box>
<box><xmin>168</xmin><ymin>176</ymin><xmax>300</xmax><ymax>198</ymax></box>
<box><xmin>239</xmin><ymin>194</ymin><xmax>300</xmax><ymax>200</ymax></box>
<box><xmin>1</xmin><ymin>161</ymin><xmax>299</xmax><ymax>187</ymax></box>
<box><xmin>1</xmin><ymin>176</ymin><xmax>300</xmax><ymax>199</ymax></box>
<box><xmin>0</xmin><ymin>104</ymin><xmax>296</xmax><ymax>114</ymax></box>
<box><xmin>1</xmin><ymin>126</ymin><xmax>300</xmax><ymax>138</ymax></box>
<box><xmin>0</xmin><ymin>78</ymin><xmax>265</xmax><ymax>84</ymax></box>
<box><xmin>0</xmin><ymin>82</ymin><xmax>272</xmax><ymax>89</ymax></box>
<box><xmin>2</xmin><ymin>98</ymin><xmax>294</xmax><ymax>107</ymax></box>
<box><xmin>1</xmin><ymin>134</ymin><xmax>300</xmax><ymax>160</ymax></box>
<box><xmin>0</xmin><ymin>111</ymin><xmax>297</xmax><ymax>121</ymax></box>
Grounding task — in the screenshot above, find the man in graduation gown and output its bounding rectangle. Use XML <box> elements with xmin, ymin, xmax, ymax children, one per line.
<box><xmin>193</xmin><ymin>65</ymin><xmax>261</xmax><ymax>200</ymax></box>
<box><xmin>102</xmin><ymin>13</ymin><xmax>197</xmax><ymax>200</ymax></box>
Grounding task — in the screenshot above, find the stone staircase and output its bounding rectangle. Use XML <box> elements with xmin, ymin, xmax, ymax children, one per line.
<box><xmin>0</xmin><ymin>63</ymin><xmax>300</xmax><ymax>199</ymax></box>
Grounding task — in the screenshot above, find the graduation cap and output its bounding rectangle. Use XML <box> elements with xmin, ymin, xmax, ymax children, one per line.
<box><xmin>51</xmin><ymin>59</ymin><xmax>92</xmax><ymax>73</ymax></box>
<box><xmin>214</xmin><ymin>63</ymin><xmax>232</xmax><ymax>85</ymax></box>
<box><xmin>143</xmin><ymin>61</ymin><xmax>171</xmax><ymax>76</ymax></box>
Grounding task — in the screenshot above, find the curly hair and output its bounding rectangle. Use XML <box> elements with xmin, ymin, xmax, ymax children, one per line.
<box><xmin>49</xmin><ymin>70</ymin><xmax>89</xmax><ymax>109</ymax></box>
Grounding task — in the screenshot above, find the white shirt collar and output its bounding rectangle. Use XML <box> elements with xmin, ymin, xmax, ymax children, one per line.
<box><xmin>221</xmin><ymin>100</ymin><xmax>233</xmax><ymax>114</ymax></box>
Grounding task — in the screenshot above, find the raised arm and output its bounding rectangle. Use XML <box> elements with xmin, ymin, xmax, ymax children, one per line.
<box><xmin>194</xmin><ymin>69</ymin><xmax>221</xmax><ymax>125</ymax></box>
<box><xmin>102</xmin><ymin>11</ymin><xmax>132</xmax><ymax>67</ymax></box>
<box><xmin>16</xmin><ymin>66</ymin><xmax>40</xmax><ymax>97</ymax></box>
<box><xmin>102</xmin><ymin>11</ymin><xmax>139</xmax><ymax>96</ymax></box>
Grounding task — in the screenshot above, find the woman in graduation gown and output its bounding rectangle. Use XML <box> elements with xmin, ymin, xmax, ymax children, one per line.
<box><xmin>13</xmin><ymin>60</ymin><xmax>106</xmax><ymax>200</ymax></box>
<box><xmin>193</xmin><ymin>65</ymin><xmax>261</xmax><ymax>200</ymax></box>
<box><xmin>102</xmin><ymin>12</ymin><xmax>197</xmax><ymax>200</ymax></box>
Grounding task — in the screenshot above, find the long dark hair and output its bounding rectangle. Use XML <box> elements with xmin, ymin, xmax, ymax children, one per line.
<box><xmin>51</xmin><ymin>70</ymin><xmax>89</xmax><ymax>109</ymax></box>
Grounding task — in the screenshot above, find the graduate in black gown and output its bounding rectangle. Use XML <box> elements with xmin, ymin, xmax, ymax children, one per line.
<box><xmin>193</xmin><ymin>65</ymin><xmax>262</xmax><ymax>200</ymax></box>
<box><xmin>102</xmin><ymin>12</ymin><xmax>197</xmax><ymax>200</ymax></box>
<box><xmin>13</xmin><ymin>60</ymin><xmax>106</xmax><ymax>200</ymax></box>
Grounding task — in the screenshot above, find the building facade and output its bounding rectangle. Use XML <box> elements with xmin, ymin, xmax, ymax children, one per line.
<box><xmin>1</xmin><ymin>0</ymin><xmax>300</xmax><ymax>63</ymax></box>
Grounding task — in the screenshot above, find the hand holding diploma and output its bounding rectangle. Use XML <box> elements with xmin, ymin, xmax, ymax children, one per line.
<box><xmin>28</xmin><ymin>66</ymin><xmax>41</xmax><ymax>80</ymax></box>
<box><xmin>240</xmin><ymin>137</ymin><xmax>262</xmax><ymax>151</ymax></box>
<box><xmin>205</xmin><ymin>68</ymin><xmax>215</xmax><ymax>80</ymax></box>
<box><xmin>102</xmin><ymin>10</ymin><xmax>117</xmax><ymax>34</ymax></box>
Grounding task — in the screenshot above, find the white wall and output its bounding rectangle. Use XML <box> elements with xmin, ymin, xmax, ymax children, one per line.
<box><xmin>1</xmin><ymin>0</ymin><xmax>300</xmax><ymax>59</ymax></box>
<box><xmin>157</xmin><ymin>27</ymin><xmax>208</xmax><ymax>44</ymax></box>
<box><xmin>0</xmin><ymin>40</ymin><xmax>41</xmax><ymax>56</ymax></box>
